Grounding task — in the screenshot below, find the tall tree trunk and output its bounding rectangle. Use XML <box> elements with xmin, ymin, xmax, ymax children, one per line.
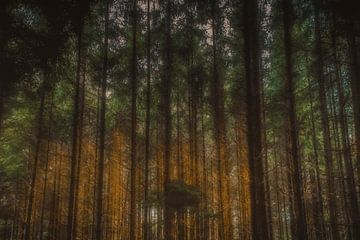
<box><xmin>66</xmin><ymin>15</ymin><xmax>84</xmax><ymax>240</ymax></box>
<box><xmin>0</xmin><ymin>0</ymin><xmax>10</xmax><ymax>134</ymax></box>
<box><xmin>162</xmin><ymin>0</ymin><xmax>174</xmax><ymax>238</ymax></box>
<box><xmin>143</xmin><ymin>0</ymin><xmax>151</xmax><ymax>239</ymax></box>
<box><xmin>332</xmin><ymin>16</ymin><xmax>360</xmax><ymax>238</ymax></box>
<box><xmin>210</xmin><ymin>1</ymin><xmax>232</xmax><ymax>239</ymax></box>
<box><xmin>72</xmin><ymin>65</ymin><xmax>86</xmax><ymax>239</ymax></box>
<box><xmin>243</xmin><ymin>0</ymin><xmax>270</xmax><ymax>238</ymax></box>
<box><xmin>307</xmin><ymin>75</ymin><xmax>326</xmax><ymax>239</ymax></box>
<box><xmin>282</xmin><ymin>0</ymin><xmax>308</xmax><ymax>238</ymax></box>
<box><xmin>347</xmin><ymin>20</ymin><xmax>360</xmax><ymax>199</ymax></box>
<box><xmin>201</xmin><ymin>97</ymin><xmax>209</xmax><ymax>240</ymax></box>
<box><xmin>95</xmin><ymin>1</ymin><xmax>109</xmax><ymax>239</ymax></box>
<box><xmin>313</xmin><ymin>1</ymin><xmax>339</xmax><ymax>239</ymax></box>
<box><xmin>24</xmin><ymin>77</ymin><xmax>47</xmax><ymax>240</ymax></box>
<box><xmin>129</xmin><ymin>0</ymin><xmax>138</xmax><ymax>239</ymax></box>
<box><xmin>39</xmin><ymin>91</ymin><xmax>54</xmax><ymax>240</ymax></box>
<box><xmin>346</xmin><ymin>20</ymin><xmax>360</xmax><ymax>239</ymax></box>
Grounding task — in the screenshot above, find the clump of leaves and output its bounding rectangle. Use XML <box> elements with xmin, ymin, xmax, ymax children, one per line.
<box><xmin>164</xmin><ymin>180</ymin><xmax>202</xmax><ymax>210</ymax></box>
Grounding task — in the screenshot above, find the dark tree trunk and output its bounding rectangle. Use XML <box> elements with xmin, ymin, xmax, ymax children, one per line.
<box><xmin>210</xmin><ymin>1</ymin><xmax>232</xmax><ymax>239</ymax></box>
<box><xmin>129</xmin><ymin>0</ymin><xmax>138</xmax><ymax>239</ymax></box>
<box><xmin>95</xmin><ymin>1</ymin><xmax>109</xmax><ymax>239</ymax></box>
<box><xmin>282</xmin><ymin>0</ymin><xmax>308</xmax><ymax>239</ymax></box>
<box><xmin>332</xmin><ymin>16</ymin><xmax>360</xmax><ymax>238</ymax></box>
<box><xmin>39</xmin><ymin>92</ymin><xmax>54</xmax><ymax>240</ymax></box>
<box><xmin>313</xmin><ymin>1</ymin><xmax>340</xmax><ymax>239</ymax></box>
<box><xmin>347</xmin><ymin>21</ymin><xmax>360</xmax><ymax>203</ymax></box>
<box><xmin>143</xmin><ymin>0</ymin><xmax>151</xmax><ymax>239</ymax></box>
<box><xmin>66</xmin><ymin>16</ymin><xmax>84</xmax><ymax>240</ymax></box>
<box><xmin>24</xmin><ymin>78</ymin><xmax>47</xmax><ymax>240</ymax></box>
<box><xmin>243</xmin><ymin>0</ymin><xmax>270</xmax><ymax>238</ymax></box>
<box><xmin>162</xmin><ymin>0</ymin><xmax>174</xmax><ymax>239</ymax></box>
<box><xmin>307</xmin><ymin>75</ymin><xmax>326</xmax><ymax>240</ymax></box>
<box><xmin>72</xmin><ymin>65</ymin><xmax>86</xmax><ymax>239</ymax></box>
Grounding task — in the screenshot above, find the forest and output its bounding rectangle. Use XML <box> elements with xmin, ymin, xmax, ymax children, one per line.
<box><xmin>0</xmin><ymin>0</ymin><xmax>360</xmax><ymax>239</ymax></box>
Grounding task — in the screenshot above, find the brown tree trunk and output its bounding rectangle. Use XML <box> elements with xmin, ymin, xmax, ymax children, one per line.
<box><xmin>210</xmin><ymin>1</ymin><xmax>232</xmax><ymax>239</ymax></box>
<box><xmin>313</xmin><ymin>1</ymin><xmax>339</xmax><ymax>239</ymax></box>
<box><xmin>144</xmin><ymin>0</ymin><xmax>151</xmax><ymax>239</ymax></box>
<box><xmin>95</xmin><ymin>1</ymin><xmax>109</xmax><ymax>239</ymax></box>
<box><xmin>332</xmin><ymin>16</ymin><xmax>360</xmax><ymax>238</ymax></box>
<box><xmin>307</xmin><ymin>75</ymin><xmax>326</xmax><ymax>239</ymax></box>
<box><xmin>72</xmin><ymin>65</ymin><xmax>86</xmax><ymax>239</ymax></box>
<box><xmin>243</xmin><ymin>0</ymin><xmax>270</xmax><ymax>238</ymax></box>
<box><xmin>66</xmin><ymin>15</ymin><xmax>84</xmax><ymax>240</ymax></box>
<box><xmin>162</xmin><ymin>0</ymin><xmax>174</xmax><ymax>239</ymax></box>
<box><xmin>129</xmin><ymin>0</ymin><xmax>138</xmax><ymax>239</ymax></box>
<box><xmin>282</xmin><ymin>0</ymin><xmax>308</xmax><ymax>238</ymax></box>
<box><xmin>346</xmin><ymin>20</ymin><xmax>360</xmax><ymax>239</ymax></box>
<box><xmin>24</xmin><ymin>77</ymin><xmax>47</xmax><ymax>240</ymax></box>
<box><xmin>39</xmin><ymin>92</ymin><xmax>54</xmax><ymax>240</ymax></box>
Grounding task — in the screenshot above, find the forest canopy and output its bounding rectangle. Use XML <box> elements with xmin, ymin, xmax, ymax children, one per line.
<box><xmin>1</xmin><ymin>0</ymin><xmax>360</xmax><ymax>239</ymax></box>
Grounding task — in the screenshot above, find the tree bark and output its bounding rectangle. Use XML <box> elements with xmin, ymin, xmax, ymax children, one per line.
<box><xmin>313</xmin><ymin>1</ymin><xmax>339</xmax><ymax>239</ymax></box>
<box><xmin>282</xmin><ymin>1</ymin><xmax>308</xmax><ymax>238</ymax></box>
<box><xmin>144</xmin><ymin>0</ymin><xmax>151</xmax><ymax>239</ymax></box>
<box><xmin>129</xmin><ymin>0</ymin><xmax>138</xmax><ymax>239</ymax></box>
<box><xmin>332</xmin><ymin>16</ymin><xmax>360</xmax><ymax>238</ymax></box>
<box><xmin>95</xmin><ymin>1</ymin><xmax>109</xmax><ymax>239</ymax></box>
<box><xmin>66</xmin><ymin>14</ymin><xmax>84</xmax><ymax>240</ymax></box>
<box><xmin>161</xmin><ymin>0</ymin><xmax>174</xmax><ymax>238</ymax></box>
<box><xmin>243</xmin><ymin>0</ymin><xmax>270</xmax><ymax>238</ymax></box>
<box><xmin>24</xmin><ymin>77</ymin><xmax>47</xmax><ymax>240</ymax></box>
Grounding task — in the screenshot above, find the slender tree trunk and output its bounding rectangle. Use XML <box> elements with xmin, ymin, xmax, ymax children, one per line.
<box><xmin>346</xmin><ymin>20</ymin><xmax>360</xmax><ymax>239</ymax></box>
<box><xmin>24</xmin><ymin>77</ymin><xmax>47</xmax><ymax>240</ymax></box>
<box><xmin>66</xmin><ymin>16</ymin><xmax>83</xmax><ymax>240</ymax></box>
<box><xmin>39</xmin><ymin>91</ymin><xmax>54</xmax><ymax>240</ymax></box>
<box><xmin>313</xmin><ymin>1</ymin><xmax>339</xmax><ymax>239</ymax></box>
<box><xmin>347</xmin><ymin>20</ymin><xmax>360</xmax><ymax>189</ymax></box>
<box><xmin>331</xmin><ymin>16</ymin><xmax>360</xmax><ymax>238</ymax></box>
<box><xmin>0</xmin><ymin>1</ymin><xmax>9</xmax><ymax>134</ymax></box>
<box><xmin>162</xmin><ymin>0</ymin><xmax>174</xmax><ymax>239</ymax></box>
<box><xmin>260</xmin><ymin>56</ymin><xmax>273</xmax><ymax>240</ymax></box>
<box><xmin>72</xmin><ymin>66</ymin><xmax>86</xmax><ymax>239</ymax></box>
<box><xmin>243</xmin><ymin>0</ymin><xmax>270</xmax><ymax>238</ymax></box>
<box><xmin>329</xmin><ymin>80</ymin><xmax>352</xmax><ymax>235</ymax></box>
<box><xmin>0</xmin><ymin>86</ymin><xmax>3</xmax><ymax>133</ymax></box>
<box><xmin>210</xmin><ymin>1</ymin><xmax>232</xmax><ymax>239</ymax></box>
<box><xmin>144</xmin><ymin>0</ymin><xmax>151</xmax><ymax>239</ymax></box>
<box><xmin>282</xmin><ymin>1</ymin><xmax>308</xmax><ymax>238</ymax></box>
<box><xmin>307</xmin><ymin>76</ymin><xmax>326</xmax><ymax>239</ymax></box>
<box><xmin>129</xmin><ymin>0</ymin><xmax>138</xmax><ymax>239</ymax></box>
<box><xmin>95</xmin><ymin>1</ymin><xmax>109</xmax><ymax>239</ymax></box>
<box><xmin>91</xmin><ymin>86</ymin><xmax>101</xmax><ymax>240</ymax></box>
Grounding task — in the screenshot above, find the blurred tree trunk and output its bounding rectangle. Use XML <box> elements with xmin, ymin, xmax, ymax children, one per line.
<box><xmin>347</xmin><ymin>21</ymin><xmax>360</xmax><ymax>239</ymax></box>
<box><xmin>331</xmin><ymin>15</ymin><xmax>360</xmax><ymax>238</ymax></box>
<box><xmin>313</xmin><ymin>1</ymin><xmax>339</xmax><ymax>239</ymax></box>
<box><xmin>282</xmin><ymin>0</ymin><xmax>308</xmax><ymax>239</ymax></box>
<box><xmin>95</xmin><ymin>1</ymin><xmax>109</xmax><ymax>239</ymax></box>
<box><xmin>129</xmin><ymin>0</ymin><xmax>138</xmax><ymax>239</ymax></box>
<box><xmin>162</xmin><ymin>0</ymin><xmax>174</xmax><ymax>238</ymax></box>
<box><xmin>144</xmin><ymin>0</ymin><xmax>151</xmax><ymax>239</ymax></box>
<box><xmin>307</xmin><ymin>75</ymin><xmax>326</xmax><ymax>239</ymax></box>
<box><xmin>243</xmin><ymin>0</ymin><xmax>270</xmax><ymax>238</ymax></box>
<box><xmin>72</xmin><ymin>65</ymin><xmax>86</xmax><ymax>239</ymax></box>
<box><xmin>66</xmin><ymin>9</ymin><xmax>84</xmax><ymax>239</ymax></box>
<box><xmin>39</xmin><ymin>91</ymin><xmax>54</xmax><ymax>240</ymax></box>
<box><xmin>24</xmin><ymin>77</ymin><xmax>47</xmax><ymax>240</ymax></box>
<box><xmin>210</xmin><ymin>0</ymin><xmax>232</xmax><ymax>239</ymax></box>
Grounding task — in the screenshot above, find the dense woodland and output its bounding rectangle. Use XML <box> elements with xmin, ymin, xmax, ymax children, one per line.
<box><xmin>1</xmin><ymin>0</ymin><xmax>360</xmax><ymax>239</ymax></box>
